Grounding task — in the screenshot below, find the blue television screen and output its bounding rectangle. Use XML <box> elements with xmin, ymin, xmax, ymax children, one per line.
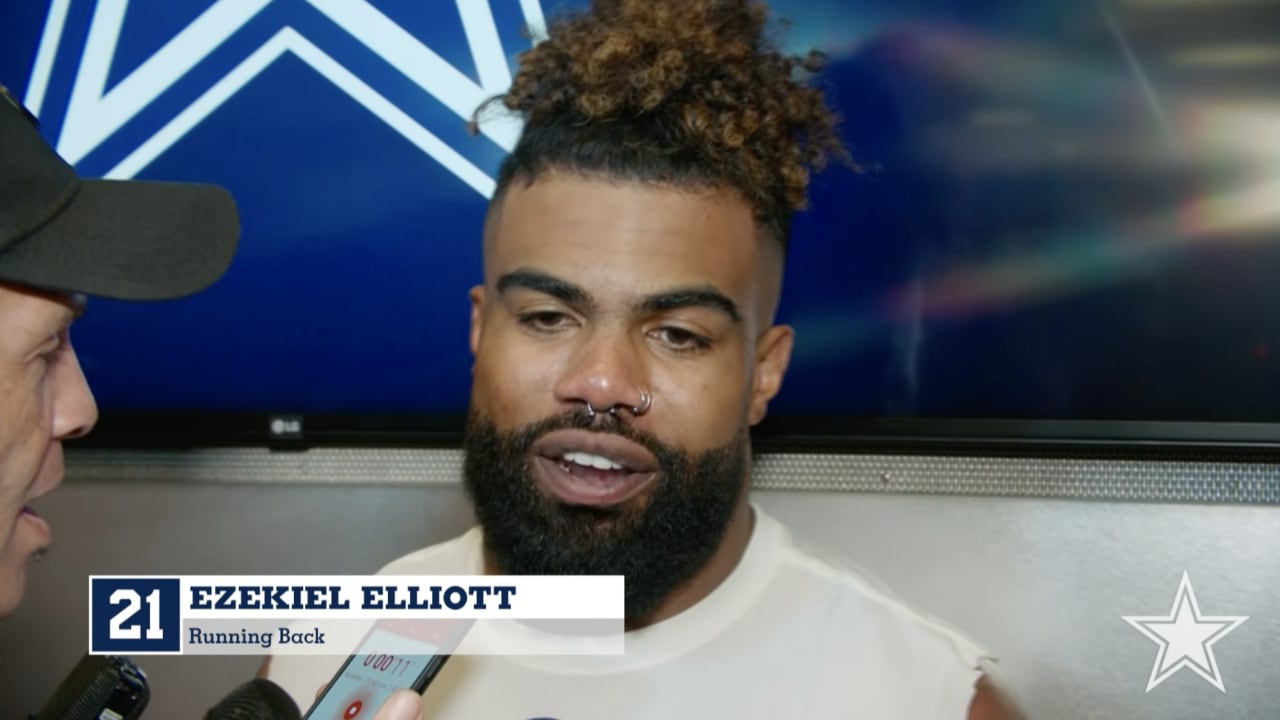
<box><xmin>3</xmin><ymin>0</ymin><xmax>1278</xmax><ymax>448</ymax></box>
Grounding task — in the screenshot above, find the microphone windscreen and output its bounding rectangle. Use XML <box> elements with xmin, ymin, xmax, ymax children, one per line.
<box><xmin>204</xmin><ymin>678</ymin><xmax>302</xmax><ymax>720</ymax></box>
<box><xmin>33</xmin><ymin>655</ymin><xmax>149</xmax><ymax>720</ymax></box>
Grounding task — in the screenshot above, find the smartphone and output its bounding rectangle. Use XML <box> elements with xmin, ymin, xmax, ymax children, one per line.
<box><xmin>302</xmin><ymin>618</ymin><xmax>473</xmax><ymax>720</ymax></box>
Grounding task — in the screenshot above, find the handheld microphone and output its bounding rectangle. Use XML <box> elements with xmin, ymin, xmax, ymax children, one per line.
<box><xmin>30</xmin><ymin>654</ymin><xmax>150</xmax><ymax>720</ymax></box>
<box><xmin>31</xmin><ymin>654</ymin><xmax>301</xmax><ymax>720</ymax></box>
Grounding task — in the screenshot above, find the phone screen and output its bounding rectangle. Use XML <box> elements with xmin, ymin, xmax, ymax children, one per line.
<box><xmin>303</xmin><ymin>619</ymin><xmax>466</xmax><ymax>720</ymax></box>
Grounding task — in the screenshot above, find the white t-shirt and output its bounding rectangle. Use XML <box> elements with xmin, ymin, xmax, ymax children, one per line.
<box><xmin>269</xmin><ymin>505</ymin><xmax>992</xmax><ymax>719</ymax></box>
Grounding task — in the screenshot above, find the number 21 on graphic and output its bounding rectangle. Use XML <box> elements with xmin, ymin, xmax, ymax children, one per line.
<box><xmin>89</xmin><ymin>577</ymin><xmax>181</xmax><ymax>654</ymax></box>
<box><xmin>110</xmin><ymin>587</ymin><xmax>165</xmax><ymax>640</ymax></box>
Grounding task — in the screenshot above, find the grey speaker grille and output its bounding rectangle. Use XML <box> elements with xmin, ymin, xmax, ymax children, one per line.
<box><xmin>64</xmin><ymin>448</ymin><xmax>1280</xmax><ymax>504</ymax></box>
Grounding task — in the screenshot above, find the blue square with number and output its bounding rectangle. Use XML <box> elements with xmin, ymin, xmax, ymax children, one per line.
<box><xmin>90</xmin><ymin>577</ymin><xmax>181</xmax><ymax>654</ymax></box>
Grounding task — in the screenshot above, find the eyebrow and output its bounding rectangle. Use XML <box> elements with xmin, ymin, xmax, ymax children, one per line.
<box><xmin>55</xmin><ymin>294</ymin><xmax>88</xmax><ymax>330</ymax></box>
<box><xmin>634</xmin><ymin>286</ymin><xmax>741</xmax><ymax>324</ymax></box>
<box><xmin>19</xmin><ymin>294</ymin><xmax>87</xmax><ymax>359</ymax></box>
<box><xmin>497</xmin><ymin>270</ymin><xmax>593</xmax><ymax>309</ymax></box>
<box><xmin>495</xmin><ymin>269</ymin><xmax>741</xmax><ymax>323</ymax></box>
<box><xmin>42</xmin><ymin>292</ymin><xmax>87</xmax><ymax>334</ymax></box>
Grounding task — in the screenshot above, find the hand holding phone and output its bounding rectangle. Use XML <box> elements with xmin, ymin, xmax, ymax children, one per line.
<box><xmin>303</xmin><ymin>619</ymin><xmax>471</xmax><ymax>720</ymax></box>
<box><xmin>369</xmin><ymin>690</ymin><xmax>422</xmax><ymax>720</ymax></box>
<box><xmin>311</xmin><ymin>683</ymin><xmax>421</xmax><ymax>720</ymax></box>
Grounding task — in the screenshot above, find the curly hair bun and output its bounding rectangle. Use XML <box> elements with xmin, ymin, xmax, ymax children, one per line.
<box><xmin>490</xmin><ymin>0</ymin><xmax>850</xmax><ymax>242</ymax></box>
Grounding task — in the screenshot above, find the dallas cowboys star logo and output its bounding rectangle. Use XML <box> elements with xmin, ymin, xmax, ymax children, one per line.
<box><xmin>23</xmin><ymin>0</ymin><xmax>548</xmax><ymax>196</ymax></box>
<box><xmin>1122</xmin><ymin>571</ymin><xmax>1247</xmax><ymax>693</ymax></box>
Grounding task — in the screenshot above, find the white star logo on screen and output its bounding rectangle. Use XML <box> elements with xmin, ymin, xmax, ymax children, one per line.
<box><xmin>24</xmin><ymin>0</ymin><xmax>548</xmax><ymax>196</ymax></box>
<box><xmin>1122</xmin><ymin>571</ymin><xmax>1247</xmax><ymax>693</ymax></box>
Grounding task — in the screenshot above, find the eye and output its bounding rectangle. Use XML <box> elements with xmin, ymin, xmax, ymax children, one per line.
<box><xmin>26</xmin><ymin>335</ymin><xmax>61</xmax><ymax>376</ymax></box>
<box><xmin>517</xmin><ymin>311</ymin><xmax>575</xmax><ymax>333</ymax></box>
<box><xmin>650</xmin><ymin>326</ymin><xmax>712</xmax><ymax>354</ymax></box>
<box><xmin>36</xmin><ymin>332</ymin><xmax>64</xmax><ymax>360</ymax></box>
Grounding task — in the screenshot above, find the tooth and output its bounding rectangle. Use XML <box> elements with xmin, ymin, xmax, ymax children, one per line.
<box><xmin>562</xmin><ymin>452</ymin><xmax>623</xmax><ymax>471</ymax></box>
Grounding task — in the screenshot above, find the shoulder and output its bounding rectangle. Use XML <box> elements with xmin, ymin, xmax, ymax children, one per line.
<box><xmin>759</xmin><ymin>509</ymin><xmax>1003</xmax><ymax>717</ymax></box>
<box><xmin>768</xmin><ymin>512</ymin><xmax>989</xmax><ymax>665</ymax></box>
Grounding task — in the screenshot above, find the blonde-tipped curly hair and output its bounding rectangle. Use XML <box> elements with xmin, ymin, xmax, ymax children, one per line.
<box><xmin>476</xmin><ymin>0</ymin><xmax>851</xmax><ymax>250</ymax></box>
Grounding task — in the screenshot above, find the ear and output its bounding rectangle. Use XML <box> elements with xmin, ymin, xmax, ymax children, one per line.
<box><xmin>747</xmin><ymin>324</ymin><xmax>794</xmax><ymax>426</ymax></box>
<box><xmin>468</xmin><ymin>284</ymin><xmax>486</xmax><ymax>357</ymax></box>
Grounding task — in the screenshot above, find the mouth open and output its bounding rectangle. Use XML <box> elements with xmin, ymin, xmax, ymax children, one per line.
<box><xmin>532</xmin><ymin>430</ymin><xmax>659</xmax><ymax>507</ymax></box>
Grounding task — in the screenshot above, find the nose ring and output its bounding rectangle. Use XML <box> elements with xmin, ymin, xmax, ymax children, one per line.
<box><xmin>631</xmin><ymin>388</ymin><xmax>652</xmax><ymax>416</ymax></box>
<box><xmin>583</xmin><ymin>388</ymin><xmax>652</xmax><ymax>418</ymax></box>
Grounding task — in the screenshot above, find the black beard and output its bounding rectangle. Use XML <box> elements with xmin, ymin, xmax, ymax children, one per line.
<box><xmin>462</xmin><ymin>407</ymin><xmax>748</xmax><ymax>624</ymax></box>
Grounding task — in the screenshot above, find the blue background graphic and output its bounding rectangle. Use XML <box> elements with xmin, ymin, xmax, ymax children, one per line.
<box><xmin>2</xmin><ymin>0</ymin><xmax>1278</xmax><ymax>440</ymax></box>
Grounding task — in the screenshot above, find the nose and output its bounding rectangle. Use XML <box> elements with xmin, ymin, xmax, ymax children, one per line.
<box><xmin>553</xmin><ymin>326</ymin><xmax>650</xmax><ymax>418</ymax></box>
<box><xmin>51</xmin><ymin>341</ymin><xmax>98</xmax><ymax>441</ymax></box>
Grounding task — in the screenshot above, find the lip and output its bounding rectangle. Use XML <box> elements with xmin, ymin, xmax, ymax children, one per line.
<box><xmin>532</xmin><ymin>429</ymin><xmax>659</xmax><ymax>507</ymax></box>
<box><xmin>532</xmin><ymin>456</ymin><xmax>656</xmax><ymax>507</ymax></box>
<box><xmin>18</xmin><ymin>506</ymin><xmax>52</xmax><ymax>548</ymax></box>
<box><xmin>15</xmin><ymin>444</ymin><xmax>63</xmax><ymax>552</ymax></box>
<box><xmin>533</xmin><ymin>430</ymin><xmax>659</xmax><ymax>473</ymax></box>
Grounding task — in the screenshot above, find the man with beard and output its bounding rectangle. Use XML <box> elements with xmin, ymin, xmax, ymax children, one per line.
<box><xmin>268</xmin><ymin>0</ymin><xmax>1017</xmax><ymax>717</ymax></box>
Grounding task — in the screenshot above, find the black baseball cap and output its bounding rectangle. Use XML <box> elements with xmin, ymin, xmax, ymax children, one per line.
<box><xmin>0</xmin><ymin>84</ymin><xmax>238</xmax><ymax>300</ymax></box>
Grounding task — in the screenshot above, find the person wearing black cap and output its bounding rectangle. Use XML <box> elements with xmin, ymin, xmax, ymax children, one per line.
<box><xmin>0</xmin><ymin>83</ymin><xmax>239</xmax><ymax>619</ymax></box>
<box><xmin>0</xmin><ymin>84</ymin><xmax>425</xmax><ymax>720</ymax></box>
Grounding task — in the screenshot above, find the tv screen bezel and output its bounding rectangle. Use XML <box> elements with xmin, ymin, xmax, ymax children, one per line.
<box><xmin>70</xmin><ymin>410</ymin><xmax>1280</xmax><ymax>461</ymax></box>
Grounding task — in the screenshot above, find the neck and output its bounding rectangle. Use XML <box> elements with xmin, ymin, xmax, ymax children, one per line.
<box><xmin>624</xmin><ymin>495</ymin><xmax>755</xmax><ymax>631</ymax></box>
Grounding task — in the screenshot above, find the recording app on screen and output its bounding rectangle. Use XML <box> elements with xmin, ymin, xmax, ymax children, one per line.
<box><xmin>304</xmin><ymin>620</ymin><xmax>455</xmax><ymax>720</ymax></box>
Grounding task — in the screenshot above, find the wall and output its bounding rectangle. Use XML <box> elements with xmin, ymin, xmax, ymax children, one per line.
<box><xmin>1</xmin><ymin>448</ymin><xmax>1276</xmax><ymax>719</ymax></box>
